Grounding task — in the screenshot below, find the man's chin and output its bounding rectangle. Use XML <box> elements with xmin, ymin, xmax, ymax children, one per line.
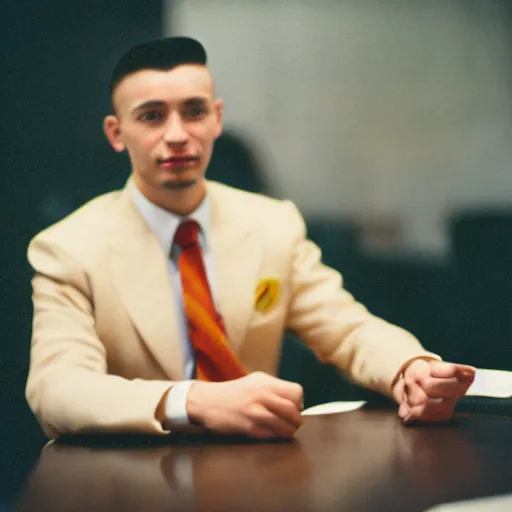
<box><xmin>161</xmin><ymin>179</ymin><xmax>197</xmax><ymax>191</ymax></box>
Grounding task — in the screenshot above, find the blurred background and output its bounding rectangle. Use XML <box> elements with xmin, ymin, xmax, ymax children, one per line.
<box><xmin>2</xmin><ymin>0</ymin><xmax>512</xmax><ymax>503</ymax></box>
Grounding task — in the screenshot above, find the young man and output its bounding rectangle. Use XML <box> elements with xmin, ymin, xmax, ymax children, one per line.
<box><xmin>26</xmin><ymin>37</ymin><xmax>475</xmax><ymax>439</ymax></box>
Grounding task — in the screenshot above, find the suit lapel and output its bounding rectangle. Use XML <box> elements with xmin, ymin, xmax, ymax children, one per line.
<box><xmin>209</xmin><ymin>183</ymin><xmax>261</xmax><ymax>351</ymax></box>
<box><xmin>107</xmin><ymin>189</ymin><xmax>184</xmax><ymax>380</ymax></box>
<box><xmin>106</xmin><ymin>183</ymin><xmax>261</xmax><ymax>376</ymax></box>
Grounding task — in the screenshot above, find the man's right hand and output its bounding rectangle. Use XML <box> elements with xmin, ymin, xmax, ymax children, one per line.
<box><xmin>186</xmin><ymin>372</ymin><xmax>304</xmax><ymax>439</ymax></box>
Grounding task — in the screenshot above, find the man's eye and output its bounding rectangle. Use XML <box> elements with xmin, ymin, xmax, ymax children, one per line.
<box><xmin>184</xmin><ymin>105</ymin><xmax>207</xmax><ymax>119</ymax></box>
<box><xmin>140</xmin><ymin>111</ymin><xmax>162</xmax><ymax>122</ymax></box>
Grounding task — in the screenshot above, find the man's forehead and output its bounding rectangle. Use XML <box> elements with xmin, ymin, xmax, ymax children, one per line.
<box><xmin>113</xmin><ymin>65</ymin><xmax>215</xmax><ymax>108</ymax></box>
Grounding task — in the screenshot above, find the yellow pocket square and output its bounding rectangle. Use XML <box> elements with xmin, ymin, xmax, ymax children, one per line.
<box><xmin>254</xmin><ymin>278</ymin><xmax>280</xmax><ymax>313</ymax></box>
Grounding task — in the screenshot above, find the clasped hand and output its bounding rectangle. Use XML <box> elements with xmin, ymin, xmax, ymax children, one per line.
<box><xmin>186</xmin><ymin>372</ymin><xmax>304</xmax><ymax>439</ymax></box>
<box><xmin>394</xmin><ymin>360</ymin><xmax>476</xmax><ymax>424</ymax></box>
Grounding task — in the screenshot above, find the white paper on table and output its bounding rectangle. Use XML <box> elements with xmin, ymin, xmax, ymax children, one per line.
<box><xmin>301</xmin><ymin>400</ymin><xmax>367</xmax><ymax>416</ymax></box>
<box><xmin>424</xmin><ymin>493</ymin><xmax>512</xmax><ymax>511</ymax></box>
<box><xmin>465</xmin><ymin>368</ymin><xmax>512</xmax><ymax>398</ymax></box>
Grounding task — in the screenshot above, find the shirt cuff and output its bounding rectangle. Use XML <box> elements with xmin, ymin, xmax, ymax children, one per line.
<box><xmin>163</xmin><ymin>380</ymin><xmax>196</xmax><ymax>430</ymax></box>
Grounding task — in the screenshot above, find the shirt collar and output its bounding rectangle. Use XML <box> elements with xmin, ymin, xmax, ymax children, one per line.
<box><xmin>128</xmin><ymin>179</ymin><xmax>211</xmax><ymax>256</ymax></box>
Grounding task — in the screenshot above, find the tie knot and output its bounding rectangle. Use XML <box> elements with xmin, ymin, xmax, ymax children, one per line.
<box><xmin>174</xmin><ymin>219</ymin><xmax>200</xmax><ymax>249</ymax></box>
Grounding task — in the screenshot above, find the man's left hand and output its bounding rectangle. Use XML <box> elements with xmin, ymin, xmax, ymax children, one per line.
<box><xmin>393</xmin><ymin>360</ymin><xmax>476</xmax><ymax>424</ymax></box>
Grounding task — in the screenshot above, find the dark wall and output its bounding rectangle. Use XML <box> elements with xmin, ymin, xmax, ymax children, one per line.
<box><xmin>0</xmin><ymin>0</ymin><xmax>163</xmax><ymax>498</ymax></box>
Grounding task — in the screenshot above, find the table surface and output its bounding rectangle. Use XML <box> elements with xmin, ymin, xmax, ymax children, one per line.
<box><xmin>15</xmin><ymin>409</ymin><xmax>512</xmax><ymax>512</ymax></box>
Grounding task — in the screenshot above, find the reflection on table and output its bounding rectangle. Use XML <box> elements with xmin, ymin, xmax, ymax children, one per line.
<box><xmin>16</xmin><ymin>409</ymin><xmax>512</xmax><ymax>512</ymax></box>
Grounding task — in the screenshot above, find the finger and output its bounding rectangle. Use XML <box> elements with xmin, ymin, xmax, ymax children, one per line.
<box><xmin>272</xmin><ymin>380</ymin><xmax>304</xmax><ymax>410</ymax></box>
<box><xmin>418</xmin><ymin>376</ymin><xmax>473</xmax><ymax>400</ymax></box>
<box><xmin>246</xmin><ymin>422</ymin><xmax>282</xmax><ymax>440</ymax></box>
<box><xmin>403</xmin><ymin>398</ymin><xmax>456</xmax><ymax>424</ymax></box>
<box><xmin>248</xmin><ymin>403</ymin><xmax>298</xmax><ymax>439</ymax></box>
<box><xmin>398</xmin><ymin>396</ymin><xmax>410</xmax><ymax>418</ymax></box>
<box><xmin>404</xmin><ymin>380</ymin><xmax>430</xmax><ymax>407</ymax></box>
<box><xmin>263</xmin><ymin>394</ymin><xmax>303</xmax><ymax>429</ymax></box>
<box><xmin>406</xmin><ymin>363</ymin><xmax>474</xmax><ymax>401</ymax></box>
<box><xmin>398</xmin><ymin>381</ymin><xmax>414</xmax><ymax>418</ymax></box>
<box><xmin>454</xmin><ymin>364</ymin><xmax>477</xmax><ymax>380</ymax></box>
<box><xmin>429</xmin><ymin>362</ymin><xmax>476</xmax><ymax>380</ymax></box>
<box><xmin>254</xmin><ymin>413</ymin><xmax>298</xmax><ymax>439</ymax></box>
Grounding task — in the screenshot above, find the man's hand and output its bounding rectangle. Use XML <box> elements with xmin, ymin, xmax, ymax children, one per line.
<box><xmin>393</xmin><ymin>360</ymin><xmax>476</xmax><ymax>424</ymax></box>
<box><xmin>186</xmin><ymin>372</ymin><xmax>304</xmax><ymax>439</ymax></box>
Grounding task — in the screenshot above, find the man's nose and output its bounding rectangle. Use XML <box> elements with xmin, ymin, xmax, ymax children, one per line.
<box><xmin>163</xmin><ymin>113</ymin><xmax>188</xmax><ymax>144</ymax></box>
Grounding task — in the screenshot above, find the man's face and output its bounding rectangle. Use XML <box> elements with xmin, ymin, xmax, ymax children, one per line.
<box><xmin>104</xmin><ymin>65</ymin><xmax>223</xmax><ymax>206</ymax></box>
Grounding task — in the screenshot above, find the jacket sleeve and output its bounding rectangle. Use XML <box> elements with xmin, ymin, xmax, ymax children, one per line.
<box><xmin>283</xmin><ymin>202</ymin><xmax>439</xmax><ymax>397</ymax></box>
<box><xmin>26</xmin><ymin>236</ymin><xmax>173</xmax><ymax>438</ymax></box>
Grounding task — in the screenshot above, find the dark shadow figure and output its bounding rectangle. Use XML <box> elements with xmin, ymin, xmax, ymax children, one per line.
<box><xmin>207</xmin><ymin>131</ymin><xmax>273</xmax><ymax>196</ymax></box>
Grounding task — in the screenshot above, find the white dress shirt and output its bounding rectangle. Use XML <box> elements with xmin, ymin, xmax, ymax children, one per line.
<box><xmin>129</xmin><ymin>180</ymin><xmax>215</xmax><ymax>427</ymax></box>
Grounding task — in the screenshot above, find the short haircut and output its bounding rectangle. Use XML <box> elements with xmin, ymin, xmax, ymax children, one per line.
<box><xmin>109</xmin><ymin>36</ymin><xmax>207</xmax><ymax>95</ymax></box>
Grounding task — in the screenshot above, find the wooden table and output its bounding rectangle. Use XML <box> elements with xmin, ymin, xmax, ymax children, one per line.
<box><xmin>16</xmin><ymin>409</ymin><xmax>512</xmax><ymax>512</ymax></box>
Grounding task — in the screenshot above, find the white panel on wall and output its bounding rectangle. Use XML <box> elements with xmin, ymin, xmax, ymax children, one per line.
<box><xmin>165</xmin><ymin>0</ymin><xmax>512</xmax><ymax>255</ymax></box>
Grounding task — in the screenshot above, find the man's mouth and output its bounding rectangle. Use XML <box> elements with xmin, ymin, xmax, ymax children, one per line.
<box><xmin>158</xmin><ymin>156</ymin><xmax>199</xmax><ymax>168</ymax></box>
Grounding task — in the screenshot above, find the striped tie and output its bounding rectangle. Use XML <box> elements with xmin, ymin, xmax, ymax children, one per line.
<box><xmin>174</xmin><ymin>220</ymin><xmax>247</xmax><ymax>381</ymax></box>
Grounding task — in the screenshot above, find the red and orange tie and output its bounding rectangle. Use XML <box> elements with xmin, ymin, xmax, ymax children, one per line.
<box><xmin>174</xmin><ymin>220</ymin><xmax>247</xmax><ymax>381</ymax></box>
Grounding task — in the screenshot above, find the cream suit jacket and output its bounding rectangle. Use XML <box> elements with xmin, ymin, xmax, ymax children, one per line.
<box><xmin>26</xmin><ymin>181</ymin><xmax>434</xmax><ymax>437</ymax></box>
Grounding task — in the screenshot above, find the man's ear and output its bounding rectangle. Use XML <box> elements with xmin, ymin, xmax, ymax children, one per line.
<box><xmin>213</xmin><ymin>98</ymin><xmax>224</xmax><ymax>138</ymax></box>
<box><xmin>103</xmin><ymin>115</ymin><xmax>125</xmax><ymax>152</ymax></box>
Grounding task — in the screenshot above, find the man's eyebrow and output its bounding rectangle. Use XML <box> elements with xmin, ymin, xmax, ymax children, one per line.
<box><xmin>183</xmin><ymin>97</ymin><xmax>209</xmax><ymax>107</ymax></box>
<box><xmin>130</xmin><ymin>100</ymin><xmax>166</xmax><ymax>114</ymax></box>
<box><xmin>130</xmin><ymin>97</ymin><xmax>208</xmax><ymax>114</ymax></box>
